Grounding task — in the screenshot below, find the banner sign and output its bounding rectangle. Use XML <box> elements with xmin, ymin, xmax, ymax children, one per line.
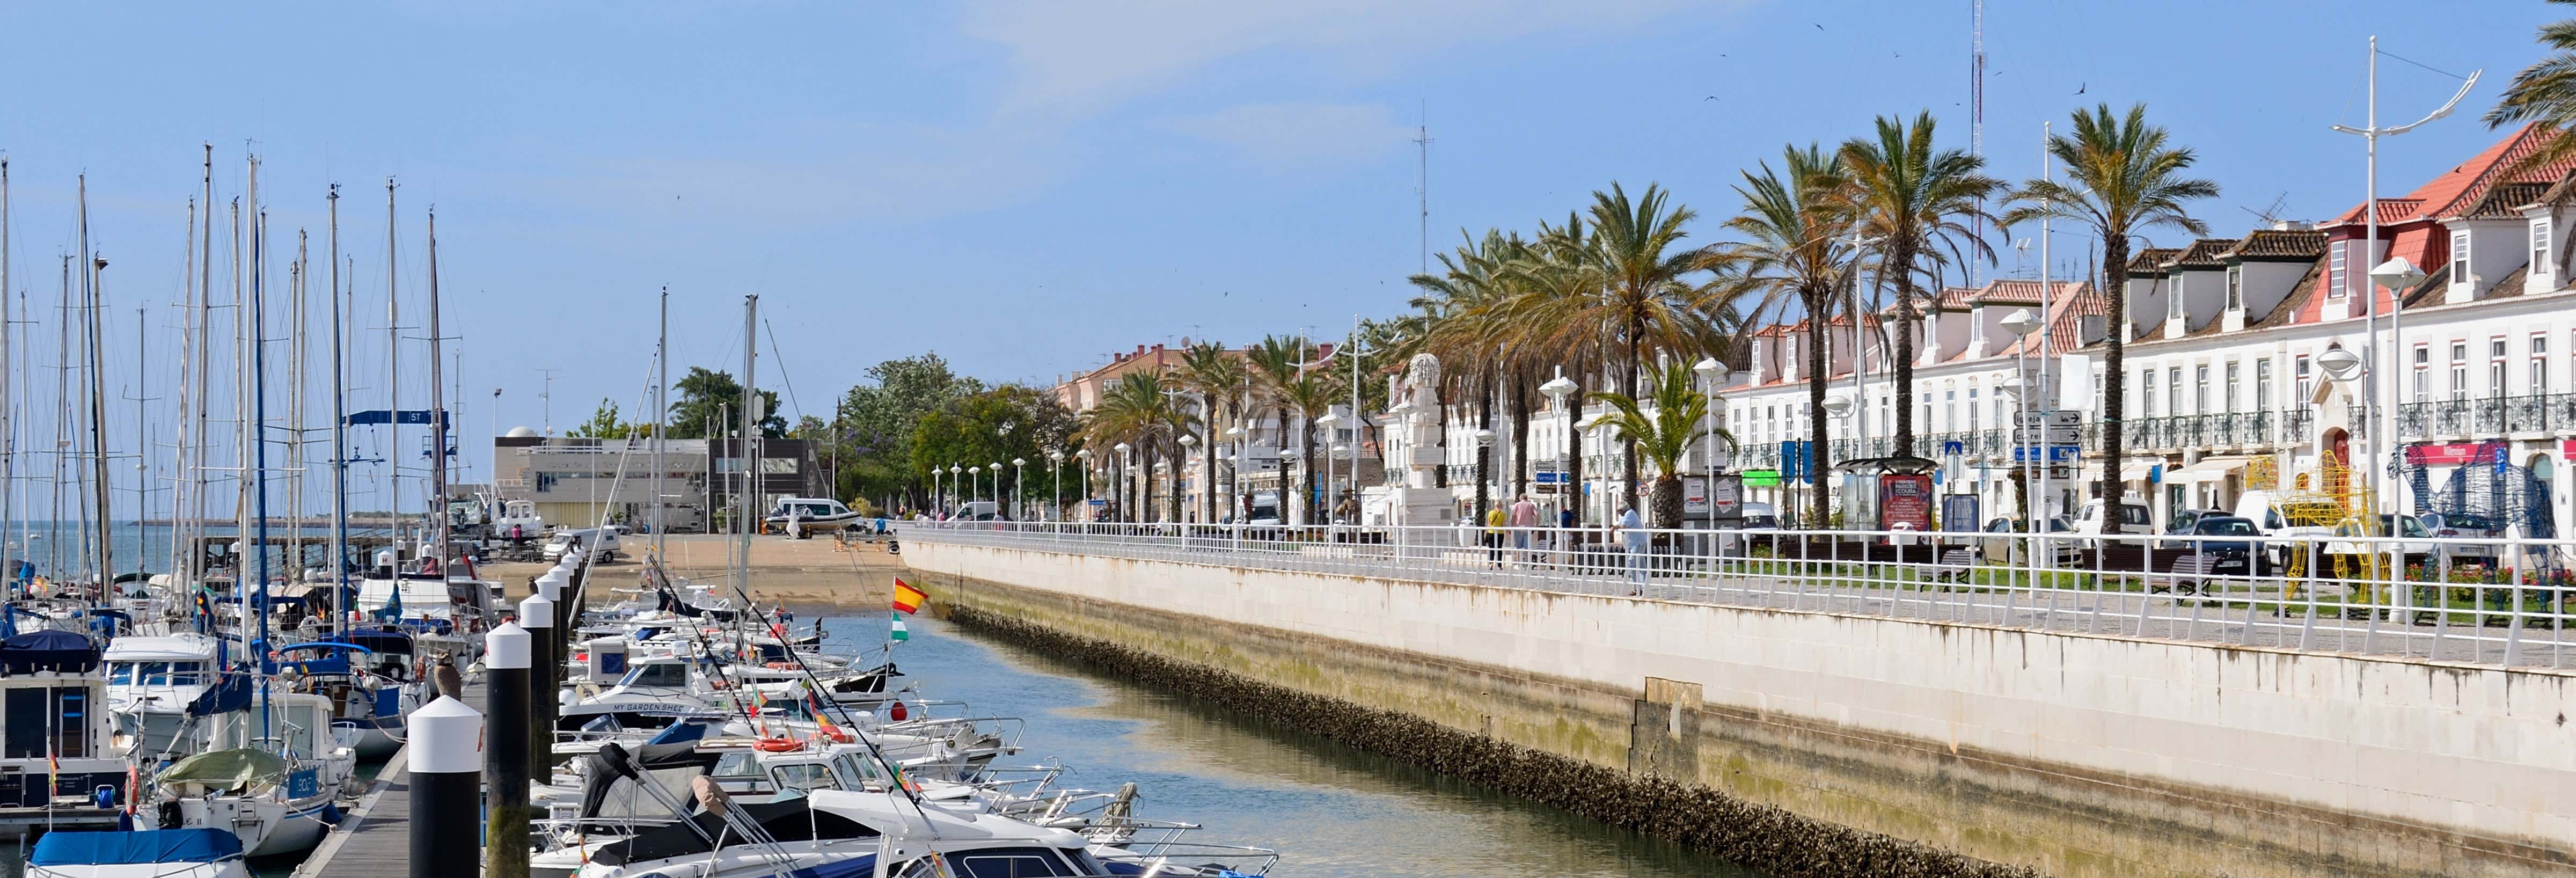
<box><xmin>1878</xmin><ymin>473</ymin><xmax>1934</xmax><ymax>532</ymax></box>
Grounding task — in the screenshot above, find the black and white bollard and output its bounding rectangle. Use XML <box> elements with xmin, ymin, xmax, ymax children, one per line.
<box><xmin>519</xmin><ymin>586</ymin><xmax>557</xmax><ymax>785</ymax></box>
<box><xmin>408</xmin><ymin>694</ymin><xmax>483</xmax><ymax>878</ymax></box>
<box><xmin>483</xmin><ymin>621</ymin><xmax>532</xmax><ymax>878</ymax></box>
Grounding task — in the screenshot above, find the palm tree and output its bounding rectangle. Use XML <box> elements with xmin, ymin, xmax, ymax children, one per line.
<box><xmin>1835</xmin><ymin>111</ymin><xmax>2002</xmax><ymax>460</ymax></box>
<box><xmin>1077</xmin><ymin>372</ymin><xmax>1193</xmax><ymax>522</ymax></box>
<box><xmin>2001</xmin><ymin>104</ymin><xmax>2216</xmax><ymax>533</ymax></box>
<box><xmin>1278</xmin><ymin>372</ymin><xmax>1340</xmax><ymax>524</ymax></box>
<box><xmin>1589</xmin><ymin>361</ymin><xmax>1719</xmax><ymax>528</ymax></box>
<box><xmin>1582</xmin><ymin>184</ymin><xmax>1719</xmax><ymax>495</ymax></box>
<box><xmin>1725</xmin><ymin>143</ymin><xmax>1858</xmax><ymax>526</ymax></box>
<box><xmin>1174</xmin><ymin>342</ymin><xmax>1246</xmax><ymax>522</ymax></box>
<box><xmin>1412</xmin><ymin>229</ymin><xmax>1531</xmax><ymax>516</ymax></box>
<box><xmin>2489</xmin><ymin>2</ymin><xmax>2576</xmax><ymax>168</ymax></box>
<box><xmin>1508</xmin><ymin>214</ymin><xmax>1608</xmax><ymax>521</ymax></box>
<box><xmin>1247</xmin><ymin>335</ymin><xmax>1308</xmax><ymax>521</ymax></box>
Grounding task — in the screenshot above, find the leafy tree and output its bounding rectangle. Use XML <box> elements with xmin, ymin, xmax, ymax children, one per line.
<box><xmin>838</xmin><ymin>354</ymin><xmax>986</xmax><ymax>507</ymax></box>
<box><xmin>1589</xmin><ymin>361</ymin><xmax>1718</xmax><ymax>529</ymax></box>
<box><xmin>912</xmin><ymin>385</ymin><xmax>1079</xmax><ymax>516</ymax></box>
<box><xmin>2001</xmin><ymin>104</ymin><xmax>2216</xmax><ymax>533</ymax></box>
<box><xmin>569</xmin><ymin>398</ymin><xmax>634</xmax><ymax>439</ymax></box>
<box><xmin>669</xmin><ymin>367</ymin><xmax>785</xmax><ymax>438</ymax></box>
<box><xmin>1725</xmin><ymin>143</ymin><xmax>1859</xmax><ymax>526</ymax></box>
<box><xmin>1835</xmin><ymin>111</ymin><xmax>2002</xmax><ymax>459</ymax></box>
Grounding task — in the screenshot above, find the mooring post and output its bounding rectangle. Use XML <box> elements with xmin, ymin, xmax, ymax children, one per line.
<box><xmin>408</xmin><ymin>694</ymin><xmax>483</xmax><ymax>878</ymax></box>
<box><xmin>484</xmin><ymin>621</ymin><xmax>532</xmax><ymax>878</ymax></box>
<box><xmin>521</xmin><ymin>581</ymin><xmax>558</xmax><ymax>785</ymax></box>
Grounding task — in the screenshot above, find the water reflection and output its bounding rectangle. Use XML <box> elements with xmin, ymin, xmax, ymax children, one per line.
<box><xmin>827</xmin><ymin>614</ymin><xmax>1755</xmax><ymax>878</ymax></box>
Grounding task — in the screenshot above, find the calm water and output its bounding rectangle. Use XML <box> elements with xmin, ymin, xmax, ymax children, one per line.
<box><xmin>829</xmin><ymin>613</ymin><xmax>1757</xmax><ymax>877</ymax></box>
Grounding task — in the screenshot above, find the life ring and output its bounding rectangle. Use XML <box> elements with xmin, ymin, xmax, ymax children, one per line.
<box><xmin>820</xmin><ymin>727</ymin><xmax>854</xmax><ymax>743</ymax></box>
<box><xmin>755</xmin><ymin>737</ymin><xmax>804</xmax><ymax>753</ymax></box>
<box><xmin>765</xmin><ymin>662</ymin><xmax>793</xmax><ymax>670</ymax></box>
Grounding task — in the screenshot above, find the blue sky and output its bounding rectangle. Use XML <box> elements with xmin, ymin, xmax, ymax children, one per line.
<box><xmin>0</xmin><ymin>1</ymin><xmax>2560</xmax><ymax>507</ymax></box>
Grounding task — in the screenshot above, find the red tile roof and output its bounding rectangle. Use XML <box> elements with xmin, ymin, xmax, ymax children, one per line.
<box><xmin>1996</xmin><ymin>283</ymin><xmax>2102</xmax><ymax>357</ymax></box>
<box><xmin>2326</xmin><ymin>123</ymin><xmax>2570</xmax><ymax>227</ymax></box>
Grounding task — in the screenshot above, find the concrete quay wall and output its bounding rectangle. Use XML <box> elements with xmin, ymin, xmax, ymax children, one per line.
<box><xmin>903</xmin><ymin>540</ymin><xmax>2573</xmax><ymax>877</ymax></box>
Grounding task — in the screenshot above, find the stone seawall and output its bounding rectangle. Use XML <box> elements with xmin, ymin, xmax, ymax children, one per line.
<box><xmin>905</xmin><ymin>541</ymin><xmax>2574</xmax><ymax>878</ymax></box>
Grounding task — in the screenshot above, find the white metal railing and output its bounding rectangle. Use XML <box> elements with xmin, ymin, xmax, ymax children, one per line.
<box><xmin>902</xmin><ymin>521</ymin><xmax>2576</xmax><ymax>670</ymax></box>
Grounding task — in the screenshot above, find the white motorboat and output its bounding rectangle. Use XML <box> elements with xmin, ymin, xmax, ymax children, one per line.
<box><xmin>102</xmin><ymin>633</ymin><xmax>223</xmax><ymax>757</ymax></box>
<box><xmin>25</xmin><ymin>828</ymin><xmax>250</xmax><ymax>878</ymax></box>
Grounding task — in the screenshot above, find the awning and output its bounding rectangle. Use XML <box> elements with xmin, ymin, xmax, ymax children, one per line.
<box><xmin>2167</xmin><ymin>456</ymin><xmax>2253</xmax><ymax>483</ymax></box>
<box><xmin>2119</xmin><ymin>462</ymin><xmax>2160</xmax><ymax>482</ymax></box>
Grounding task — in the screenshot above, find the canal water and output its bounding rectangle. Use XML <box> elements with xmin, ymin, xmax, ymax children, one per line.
<box><xmin>830</xmin><ymin>612</ymin><xmax>1757</xmax><ymax>877</ymax></box>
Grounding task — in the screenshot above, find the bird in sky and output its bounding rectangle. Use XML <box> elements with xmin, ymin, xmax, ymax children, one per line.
<box><xmin>2074</xmin><ymin>82</ymin><xmax>2087</xmax><ymax>95</ymax></box>
<box><xmin>1705</xmin><ymin>96</ymin><xmax>1720</xmax><ymax>101</ymax></box>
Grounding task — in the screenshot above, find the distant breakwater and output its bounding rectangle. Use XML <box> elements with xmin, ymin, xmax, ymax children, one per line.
<box><xmin>940</xmin><ymin>602</ymin><xmax>2043</xmax><ymax>878</ymax></box>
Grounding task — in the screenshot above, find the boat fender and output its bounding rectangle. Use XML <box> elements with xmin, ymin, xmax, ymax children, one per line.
<box><xmin>887</xmin><ymin>701</ymin><xmax>908</xmax><ymax>721</ymax></box>
<box><xmin>755</xmin><ymin>737</ymin><xmax>804</xmax><ymax>753</ymax></box>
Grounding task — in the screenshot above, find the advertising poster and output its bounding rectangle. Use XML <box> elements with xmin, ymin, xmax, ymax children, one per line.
<box><xmin>1878</xmin><ymin>473</ymin><xmax>1934</xmax><ymax>532</ymax></box>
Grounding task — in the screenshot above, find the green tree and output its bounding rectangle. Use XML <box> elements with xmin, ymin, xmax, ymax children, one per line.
<box><xmin>1725</xmin><ymin>143</ymin><xmax>1858</xmax><ymax>525</ymax></box>
<box><xmin>569</xmin><ymin>398</ymin><xmax>635</xmax><ymax>439</ymax></box>
<box><xmin>2001</xmin><ymin>104</ymin><xmax>2216</xmax><ymax>533</ymax></box>
<box><xmin>837</xmin><ymin>353</ymin><xmax>986</xmax><ymax>508</ymax></box>
<box><xmin>1173</xmin><ymin>343</ymin><xmax>1248</xmax><ymax>522</ymax></box>
<box><xmin>669</xmin><ymin>367</ymin><xmax>785</xmax><ymax>438</ymax></box>
<box><xmin>1076</xmin><ymin>373</ymin><xmax>1194</xmax><ymax>522</ymax></box>
<box><xmin>1835</xmin><ymin>112</ymin><xmax>2003</xmax><ymax>459</ymax></box>
<box><xmin>1589</xmin><ymin>361</ymin><xmax>1718</xmax><ymax>529</ymax></box>
<box><xmin>910</xmin><ymin>385</ymin><xmax>1078</xmax><ymax>516</ymax></box>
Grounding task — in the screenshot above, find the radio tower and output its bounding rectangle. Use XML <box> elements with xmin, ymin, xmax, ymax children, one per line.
<box><xmin>1970</xmin><ymin>0</ymin><xmax>1986</xmax><ymax>286</ymax></box>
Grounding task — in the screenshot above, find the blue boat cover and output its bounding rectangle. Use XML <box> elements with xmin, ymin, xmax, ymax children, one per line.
<box><xmin>0</xmin><ymin>629</ymin><xmax>97</xmax><ymax>675</ymax></box>
<box><xmin>185</xmin><ymin>672</ymin><xmax>253</xmax><ymax>717</ymax></box>
<box><xmin>343</xmin><ymin>627</ymin><xmax>414</xmax><ymax>654</ymax></box>
<box><xmin>28</xmin><ymin>829</ymin><xmax>244</xmax><ymax>865</ymax></box>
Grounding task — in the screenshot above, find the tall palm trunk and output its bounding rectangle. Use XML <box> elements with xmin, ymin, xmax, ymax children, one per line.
<box><xmin>1511</xmin><ymin>370</ymin><xmax>1533</xmax><ymax>497</ymax></box>
<box><xmin>1807</xmin><ymin>320</ymin><xmax>1832</xmax><ymax>528</ymax></box>
<box><xmin>1890</xmin><ymin>235</ymin><xmax>1922</xmax><ymax>457</ymax></box>
<box><xmin>1624</xmin><ymin>316</ymin><xmax>1643</xmax><ymax>504</ymax></box>
<box><xmin>1301</xmin><ymin>419</ymin><xmax>1319</xmax><ymax>524</ymax></box>
<box><xmin>1202</xmin><ymin>395</ymin><xmax>1219</xmax><ymax>523</ymax></box>
<box><xmin>1565</xmin><ymin>374</ymin><xmax>1586</xmax><ymax>525</ymax></box>
<box><xmin>1474</xmin><ymin>389</ymin><xmax>1494</xmax><ymax>515</ymax></box>
<box><xmin>2099</xmin><ymin>234</ymin><xmax>2132</xmax><ymax>533</ymax></box>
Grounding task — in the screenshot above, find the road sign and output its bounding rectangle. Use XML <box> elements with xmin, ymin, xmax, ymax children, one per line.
<box><xmin>1941</xmin><ymin>440</ymin><xmax>1965</xmax><ymax>457</ymax></box>
<box><xmin>2011</xmin><ymin>445</ymin><xmax>2082</xmax><ymax>463</ymax></box>
<box><xmin>2017</xmin><ymin>410</ymin><xmax>2081</xmax><ymax>429</ymax></box>
<box><xmin>2012</xmin><ymin>426</ymin><xmax>2081</xmax><ymax>445</ymax></box>
<box><xmin>2046</xmin><ymin>463</ymin><xmax>2076</xmax><ymax>480</ymax></box>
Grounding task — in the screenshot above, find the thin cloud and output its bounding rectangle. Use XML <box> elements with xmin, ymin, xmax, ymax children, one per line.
<box><xmin>1157</xmin><ymin>101</ymin><xmax>1412</xmax><ymax>171</ymax></box>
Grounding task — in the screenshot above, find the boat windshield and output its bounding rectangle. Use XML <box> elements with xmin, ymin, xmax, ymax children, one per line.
<box><xmin>108</xmin><ymin>661</ymin><xmax>208</xmax><ymax>686</ymax></box>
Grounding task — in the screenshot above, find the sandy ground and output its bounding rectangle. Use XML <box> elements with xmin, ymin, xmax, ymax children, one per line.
<box><xmin>480</xmin><ymin>532</ymin><xmax>903</xmax><ymax>611</ymax></box>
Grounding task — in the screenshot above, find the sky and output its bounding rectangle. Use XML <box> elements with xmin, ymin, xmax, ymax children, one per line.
<box><xmin>0</xmin><ymin>1</ymin><xmax>2562</xmax><ymax>516</ymax></box>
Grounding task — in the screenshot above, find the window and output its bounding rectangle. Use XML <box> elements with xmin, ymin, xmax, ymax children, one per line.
<box><xmin>2328</xmin><ymin>241</ymin><xmax>2348</xmax><ymax>299</ymax></box>
<box><xmin>1920</xmin><ymin>392</ymin><xmax>1931</xmax><ymax>430</ymax></box>
<box><xmin>2451</xmin><ymin>231</ymin><xmax>2471</xmax><ymax>285</ymax></box>
<box><xmin>2451</xmin><ymin>341</ymin><xmax>2469</xmax><ymax>401</ymax></box>
<box><xmin>2194</xmin><ymin>365</ymin><xmax>2209</xmax><ymax>414</ymax></box>
<box><xmin>2093</xmin><ymin>371</ymin><xmax>2105</xmax><ymax>413</ymax></box>
<box><xmin>1945</xmin><ymin>390</ymin><xmax>1957</xmax><ymax>431</ymax></box>
<box><xmin>947</xmin><ymin>848</ymin><xmax>1080</xmax><ymax>878</ymax></box>
<box><xmin>771</xmin><ymin>763</ymin><xmax>840</xmax><ymax>793</ymax></box>
<box><xmin>2223</xmin><ymin>362</ymin><xmax>2240</xmax><ymax>414</ymax></box>
<box><xmin>2226</xmin><ymin>265</ymin><xmax>2244</xmax><ymax>311</ymax></box>
<box><xmin>2536</xmin><ymin>220</ymin><xmax>2553</xmax><ymax>276</ymax></box>
<box><xmin>2256</xmin><ymin>358</ymin><xmax>2273</xmax><ymax>409</ymax></box>
<box><xmin>2535</xmin><ymin>333</ymin><xmax>2551</xmax><ymax>393</ymax></box>
<box><xmin>2296</xmin><ymin>355</ymin><xmax>2314</xmax><ymax>406</ymax></box>
<box><xmin>2413</xmin><ymin>343</ymin><xmax>2429</xmax><ymax>400</ymax></box>
<box><xmin>2143</xmin><ymin>369</ymin><xmax>2158</xmax><ymax>416</ymax></box>
<box><xmin>2491</xmin><ymin>336</ymin><xmax>2508</xmax><ymax>398</ymax></box>
<box><xmin>2168</xmin><ymin>367</ymin><xmax>2183</xmax><ymax>417</ymax></box>
<box><xmin>2169</xmin><ymin>273</ymin><xmax>2187</xmax><ymax>318</ymax></box>
<box><xmin>1967</xmin><ymin>387</ymin><xmax>1981</xmax><ymax>432</ymax></box>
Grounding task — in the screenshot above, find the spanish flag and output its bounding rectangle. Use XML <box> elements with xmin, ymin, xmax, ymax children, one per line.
<box><xmin>891</xmin><ymin>579</ymin><xmax>926</xmax><ymax>615</ymax></box>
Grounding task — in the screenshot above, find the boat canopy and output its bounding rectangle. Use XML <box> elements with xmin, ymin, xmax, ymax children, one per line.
<box><xmin>342</xmin><ymin>627</ymin><xmax>416</xmax><ymax>654</ymax></box>
<box><xmin>156</xmin><ymin>747</ymin><xmax>289</xmax><ymax>795</ymax></box>
<box><xmin>590</xmin><ymin>798</ymin><xmax>875</xmax><ymax>866</ymax></box>
<box><xmin>0</xmin><ymin>629</ymin><xmax>98</xmax><ymax>675</ymax></box>
<box><xmin>29</xmin><ymin>829</ymin><xmax>244</xmax><ymax>866</ymax></box>
<box><xmin>184</xmin><ymin>673</ymin><xmax>253</xmax><ymax>716</ymax></box>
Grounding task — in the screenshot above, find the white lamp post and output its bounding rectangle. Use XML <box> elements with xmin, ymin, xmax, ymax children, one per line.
<box><xmin>1693</xmin><ymin>357</ymin><xmax>1731</xmax><ymax>496</ymax></box>
<box><xmin>1541</xmin><ymin>370</ymin><xmax>1578</xmax><ymax>525</ymax></box>
<box><xmin>1074</xmin><ymin>449</ymin><xmax>1092</xmax><ymax>522</ymax></box>
<box><xmin>1048</xmin><ymin>450</ymin><xmax>1064</xmax><ymax>522</ymax></box>
<box><xmin>1315</xmin><ymin>413</ymin><xmax>1341</xmax><ymax>525</ymax></box>
<box><xmin>2369</xmin><ymin>256</ymin><xmax>2429</xmax><ymax>521</ymax></box>
<box><xmin>1114</xmin><ymin>443</ymin><xmax>1131</xmax><ymax>522</ymax></box>
<box><xmin>948</xmin><ymin>464</ymin><xmax>962</xmax><ymax>516</ymax></box>
<box><xmin>1176</xmin><ymin>435</ymin><xmax>1199</xmax><ymax>522</ymax></box>
<box><xmin>1224</xmin><ymin>425</ymin><xmax>1248</xmax><ymax>524</ymax></box>
<box><xmin>1011</xmin><ymin>458</ymin><xmax>1027</xmax><ymax>522</ymax></box>
<box><xmin>2001</xmin><ymin>307</ymin><xmax>2044</xmax><ymax>531</ymax></box>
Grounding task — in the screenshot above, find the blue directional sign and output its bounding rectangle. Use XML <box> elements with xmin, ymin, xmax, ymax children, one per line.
<box><xmin>1941</xmin><ymin>440</ymin><xmax>1965</xmax><ymax>457</ymax></box>
<box><xmin>2011</xmin><ymin>445</ymin><xmax>2082</xmax><ymax>463</ymax></box>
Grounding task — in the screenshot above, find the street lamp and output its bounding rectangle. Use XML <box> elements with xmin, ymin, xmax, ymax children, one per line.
<box><xmin>1074</xmin><ymin>449</ymin><xmax>1093</xmax><ymax>522</ymax></box>
<box><xmin>1577</xmin><ymin>412</ymin><xmax>1612</xmax><ymax>528</ymax></box>
<box><xmin>2001</xmin><ymin>308</ymin><xmax>2046</xmax><ymax>532</ymax></box>
<box><xmin>1047</xmin><ymin>450</ymin><xmax>1064</xmax><ymax>523</ymax></box>
<box><xmin>948</xmin><ymin>464</ymin><xmax>962</xmax><ymax>516</ymax></box>
<box><xmin>1693</xmin><ymin>357</ymin><xmax>1731</xmax><ymax>496</ymax></box>
<box><xmin>1177</xmin><ymin>435</ymin><xmax>1200</xmax><ymax>522</ymax></box>
<box><xmin>1012</xmin><ymin>458</ymin><xmax>1027</xmax><ymax>522</ymax></box>
<box><xmin>1114</xmin><ymin>442</ymin><xmax>1132</xmax><ymax>522</ymax></box>
<box><xmin>1315</xmin><ymin>414</ymin><xmax>1341</xmax><ymax>524</ymax></box>
<box><xmin>1224</xmin><ymin>425</ymin><xmax>1249</xmax><ymax>524</ymax></box>
<box><xmin>1541</xmin><ymin>370</ymin><xmax>1579</xmax><ymax>525</ymax></box>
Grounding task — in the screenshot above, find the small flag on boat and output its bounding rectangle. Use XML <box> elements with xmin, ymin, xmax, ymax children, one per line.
<box><xmin>891</xmin><ymin>579</ymin><xmax>926</xmax><ymax>614</ymax></box>
<box><xmin>889</xmin><ymin>613</ymin><xmax>909</xmax><ymax>642</ymax></box>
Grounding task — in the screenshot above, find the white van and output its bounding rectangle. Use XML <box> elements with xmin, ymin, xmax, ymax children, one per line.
<box><xmin>2072</xmin><ymin>499</ymin><xmax>2153</xmax><ymax>535</ymax></box>
<box><xmin>541</xmin><ymin>526</ymin><xmax>622</xmax><ymax>562</ymax></box>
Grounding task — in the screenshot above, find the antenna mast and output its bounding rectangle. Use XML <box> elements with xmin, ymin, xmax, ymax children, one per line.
<box><xmin>1970</xmin><ymin>0</ymin><xmax>1986</xmax><ymax>287</ymax></box>
<box><xmin>1414</xmin><ymin>105</ymin><xmax>1431</xmax><ymax>275</ymax></box>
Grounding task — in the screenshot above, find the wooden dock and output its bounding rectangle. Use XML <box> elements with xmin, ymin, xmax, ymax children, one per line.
<box><xmin>293</xmin><ymin>681</ymin><xmax>487</xmax><ymax>878</ymax></box>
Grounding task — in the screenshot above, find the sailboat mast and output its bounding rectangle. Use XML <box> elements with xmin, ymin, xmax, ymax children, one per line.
<box><xmin>329</xmin><ymin>184</ymin><xmax>347</xmax><ymax>637</ymax></box>
<box><xmin>735</xmin><ymin>295</ymin><xmax>757</xmax><ymax>585</ymax></box>
<box><xmin>232</xmin><ymin>191</ymin><xmax>248</xmax><ymax>586</ymax></box>
<box><xmin>169</xmin><ymin>199</ymin><xmax>194</xmax><ymax>583</ymax></box>
<box><xmin>0</xmin><ymin>156</ymin><xmax>12</xmax><ymax>588</ymax></box>
<box><xmin>51</xmin><ymin>253</ymin><xmax>68</xmax><ymax>579</ymax></box>
<box><xmin>425</xmin><ymin>209</ymin><xmax>448</xmax><ymax>565</ymax></box>
<box><xmin>252</xmin><ymin>171</ymin><xmax>276</xmax><ymax>747</ymax></box>
<box><xmin>383</xmin><ymin>179</ymin><xmax>399</xmax><ymax>557</ymax></box>
<box><xmin>192</xmin><ymin>144</ymin><xmax>213</xmax><ymax>587</ymax></box>
<box><xmin>655</xmin><ymin>286</ymin><xmax>667</xmax><ymax>561</ymax></box>
<box><xmin>289</xmin><ymin>231</ymin><xmax>307</xmax><ymax>581</ymax></box>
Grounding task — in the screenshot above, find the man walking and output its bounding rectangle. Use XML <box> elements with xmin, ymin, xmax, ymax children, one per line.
<box><xmin>1618</xmin><ymin>502</ymin><xmax>1648</xmax><ymax>594</ymax></box>
<box><xmin>1508</xmin><ymin>494</ymin><xmax>1538</xmax><ymax>565</ymax></box>
<box><xmin>1483</xmin><ymin>503</ymin><xmax>1507</xmax><ymax>568</ymax></box>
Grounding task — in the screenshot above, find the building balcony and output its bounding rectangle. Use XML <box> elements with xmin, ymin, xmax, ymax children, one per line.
<box><xmin>2399</xmin><ymin>393</ymin><xmax>2576</xmax><ymax>439</ymax></box>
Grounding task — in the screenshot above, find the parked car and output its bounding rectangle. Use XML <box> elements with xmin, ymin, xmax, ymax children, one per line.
<box><xmin>1978</xmin><ymin>515</ymin><xmax>2080</xmax><ymax>563</ymax></box>
<box><xmin>2073</xmin><ymin>499</ymin><xmax>2153</xmax><ymax>533</ymax></box>
<box><xmin>2419</xmin><ymin>511</ymin><xmax>2503</xmax><ymax>565</ymax></box>
<box><xmin>2179</xmin><ymin>515</ymin><xmax>2264</xmax><ymax>575</ymax></box>
<box><xmin>2160</xmin><ymin>508</ymin><xmax>2223</xmax><ymax>548</ymax></box>
<box><xmin>541</xmin><ymin>526</ymin><xmax>622</xmax><ymax>562</ymax></box>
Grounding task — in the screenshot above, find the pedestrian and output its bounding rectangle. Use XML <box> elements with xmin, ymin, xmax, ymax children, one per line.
<box><xmin>1619</xmin><ymin>503</ymin><xmax>1648</xmax><ymax>593</ymax></box>
<box><xmin>1483</xmin><ymin>503</ymin><xmax>1507</xmax><ymax>568</ymax></box>
<box><xmin>1509</xmin><ymin>494</ymin><xmax>1539</xmax><ymax>563</ymax></box>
